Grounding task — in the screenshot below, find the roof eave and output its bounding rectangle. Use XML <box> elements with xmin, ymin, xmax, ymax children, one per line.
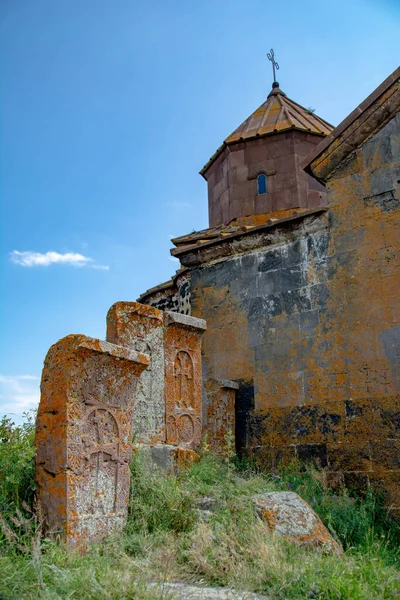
<box><xmin>171</xmin><ymin>208</ymin><xmax>327</xmax><ymax>261</ymax></box>
<box><xmin>303</xmin><ymin>67</ymin><xmax>400</xmax><ymax>183</ymax></box>
<box><xmin>138</xmin><ymin>267</ymin><xmax>190</xmax><ymax>303</ymax></box>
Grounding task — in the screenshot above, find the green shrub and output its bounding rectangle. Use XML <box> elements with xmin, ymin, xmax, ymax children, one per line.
<box><xmin>0</xmin><ymin>412</ymin><xmax>36</xmax><ymax>513</ymax></box>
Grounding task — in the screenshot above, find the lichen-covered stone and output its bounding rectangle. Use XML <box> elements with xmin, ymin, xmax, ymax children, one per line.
<box><xmin>204</xmin><ymin>378</ymin><xmax>238</xmax><ymax>455</ymax></box>
<box><xmin>107</xmin><ymin>303</ymin><xmax>207</xmax><ymax>452</ymax></box>
<box><xmin>106</xmin><ymin>302</ymin><xmax>165</xmax><ymax>444</ymax></box>
<box><xmin>252</xmin><ymin>491</ymin><xmax>343</xmax><ymax>555</ymax></box>
<box><xmin>164</xmin><ymin>311</ymin><xmax>206</xmax><ymax>449</ymax></box>
<box><xmin>35</xmin><ymin>334</ymin><xmax>149</xmax><ymax>548</ymax></box>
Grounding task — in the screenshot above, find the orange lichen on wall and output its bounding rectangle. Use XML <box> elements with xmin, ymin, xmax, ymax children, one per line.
<box><xmin>229</xmin><ymin>208</ymin><xmax>309</xmax><ymax>229</ymax></box>
<box><xmin>250</xmin><ymin>138</ymin><xmax>400</xmax><ymax>506</ymax></box>
<box><xmin>189</xmin><ymin>112</ymin><xmax>400</xmax><ymax>511</ymax></box>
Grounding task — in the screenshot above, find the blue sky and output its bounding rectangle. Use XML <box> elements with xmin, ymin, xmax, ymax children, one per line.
<box><xmin>1</xmin><ymin>0</ymin><xmax>399</xmax><ymax>420</ymax></box>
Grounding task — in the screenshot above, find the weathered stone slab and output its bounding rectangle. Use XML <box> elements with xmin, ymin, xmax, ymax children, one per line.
<box><xmin>252</xmin><ymin>491</ymin><xmax>343</xmax><ymax>555</ymax></box>
<box><xmin>164</xmin><ymin>312</ymin><xmax>206</xmax><ymax>449</ymax></box>
<box><xmin>107</xmin><ymin>302</ymin><xmax>165</xmax><ymax>443</ymax></box>
<box><xmin>35</xmin><ymin>334</ymin><xmax>149</xmax><ymax>548</ymax></box>
<box><xmin>205</xmin><ymin>378</ymin><xmax>239</xmax><ymax>455</ymax></box>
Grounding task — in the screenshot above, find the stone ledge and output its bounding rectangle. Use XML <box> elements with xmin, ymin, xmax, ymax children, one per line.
<box><xmin>212</xmin><ymin>378</ymin><xmax>239</xmax><ymax>390</ymax></box>
<box><xmin>78</xmin><ymin>336</ymin><xmax>150</xmax><ymax>366</ymax></box>
<box><xmin>165</xmin><ymin>311</ymin><xmax>207</xmax><ymax>331</ymax></box>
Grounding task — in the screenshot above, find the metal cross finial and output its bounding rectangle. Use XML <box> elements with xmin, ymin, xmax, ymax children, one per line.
<box><xmin>267</xmin><ymin>48</ymin><xmax>279</xmax><ymax>84</ymax></box>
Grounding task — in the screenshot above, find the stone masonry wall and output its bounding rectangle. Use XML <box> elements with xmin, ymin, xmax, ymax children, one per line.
<box><xmin>189</xmin><ymin>114</ymin><xmax>400</xmax><ymax>512</ymax></box>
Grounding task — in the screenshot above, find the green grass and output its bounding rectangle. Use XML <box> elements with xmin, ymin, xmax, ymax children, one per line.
<box><xmin>1</xmin><ymin>415</ymin><xmax>400</xmax><ymax>599</ymax></box>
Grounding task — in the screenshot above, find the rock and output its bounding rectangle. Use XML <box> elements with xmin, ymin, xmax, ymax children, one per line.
<box><xmin>194</xmin><ymin>497</ymin><xmax>217</xmax><ymax>522</ymax></box>
<box><xmin>196</xmin><ymin>497</ymin><xmax>216</xmax><ymax>511</ymax></box>
<box><xmin>148</xmin><ymin>581</ymin><xmax>267</xmax><ymax>599</ymax></box>
<box><xmin>252</xmin><ymin>491</ymin><xmax>343</xmax><ymax>555</ymax></box>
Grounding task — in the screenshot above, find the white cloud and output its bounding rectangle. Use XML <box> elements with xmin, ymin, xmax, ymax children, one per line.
<box><xmin>169</xmin><ymin>256</ymin><xmax>179</xmax><ymax>262</ymax></box>
<box><xmin>0</xmin><ymin>375</ymin><xmax>40</xmax><ymax>420</ymax></box>
<box><xmin>10</xmin><ymin>250</ymin><xmax>109</xmax><ymax>270</ymax></box>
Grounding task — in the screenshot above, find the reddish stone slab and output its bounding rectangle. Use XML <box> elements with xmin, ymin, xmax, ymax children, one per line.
<box><xmin>205</xmin><ymin>378</ymin><xmax>238</xmax><ymax>455</ymax></box>
<box><xmin>35</xmin><ymin>334</ymin><xmax>149</xmax><ymax>548</ymax></box>
<box><xmin>164</xmin><ymin>312</ymin><xmax>206</xmax><ymax>449</ymax></box>
<box><xmin>107</xmin><ymin>302</ymin><xmax>165</xmax><ymax>444</ymax></box>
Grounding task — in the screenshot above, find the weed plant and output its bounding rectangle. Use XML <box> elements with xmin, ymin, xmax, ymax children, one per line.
<box><xmin>1</xmin><ymin>415</ymin><xmax>399</xmax><ymax>599</ymax></box>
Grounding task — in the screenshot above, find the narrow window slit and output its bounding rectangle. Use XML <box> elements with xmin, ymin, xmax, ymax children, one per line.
<box><xmin>257</xmin><ymin>173</ymin><xmax>267</xmax><ymax>195</ymax></box>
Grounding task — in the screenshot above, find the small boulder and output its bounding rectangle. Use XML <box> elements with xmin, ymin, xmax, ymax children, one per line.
<box><xmin>252</xmin><ymin>491</ymin><xmax>343</xmax><ymax>555</ymax></box>
<box><xmin>196</xmin><ymin>497</ymin><xmax>216</xmax><ymax>511</ymax></box>
<box><xmin>194</xmin><ymin>497</ymin><xmax>216</xmax><ymax>522</ymax></box>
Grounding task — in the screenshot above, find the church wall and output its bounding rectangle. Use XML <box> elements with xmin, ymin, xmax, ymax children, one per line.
<box><xmin>205</xmin><ymin>131</ymin><xmax>327</xmax><ymax>227</ymax></box>
<box><xmin>189</xmin><ymin>114</ymin><xmax>400</xmax><ymax>512</ymax></box>
<box><xmin>143</xmin><ymin>271</ymin><xmax>191</xmax><ymax>315</ymax></box>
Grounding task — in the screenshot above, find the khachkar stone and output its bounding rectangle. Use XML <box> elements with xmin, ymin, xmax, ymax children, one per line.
<box><xmin>106</xmin><ymin>302</ymin><xmax>165</xmax><ymax>444</ymax></box>
<box><xmin>204</xmin><ymin>378</ymin><xmax>239</xmax><ymax>456</ymax></box>
<box><xmin>35</xmin><ymin>334</ymin><xmax>149</xmax><ymax>548</ymax></box>
<box><xmin>164</xmin><ymin>312</ymin><xmax>206</xmax><ymax>449</ymax></box>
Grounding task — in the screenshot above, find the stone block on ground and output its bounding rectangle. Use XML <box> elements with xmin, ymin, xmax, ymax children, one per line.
<box><xmin>252</xmin><ymin>491</ymin><xmax>343</xmax><ymax>554</ymax></box>
<box><xmin>35</xmin><ymin>334</ymin><xmax>149</xmax><ymax>548</ymax></box>
<box><xmin>136</xmin><ymin>444</ymin><xmax>199</xmax><ymax>473</ymax></box>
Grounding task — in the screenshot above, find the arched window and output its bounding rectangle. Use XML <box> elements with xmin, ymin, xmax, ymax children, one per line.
<box><xmin>257</xmin><ymin>173</ymin><xmax>267</xmax><ymax>195</ymax></box>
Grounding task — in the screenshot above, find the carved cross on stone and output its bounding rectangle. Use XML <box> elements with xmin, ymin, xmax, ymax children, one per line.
<box><xmin>175</xmin><ymin>351</ymin><xmax>193</xmax><ymax>408</ymax></box>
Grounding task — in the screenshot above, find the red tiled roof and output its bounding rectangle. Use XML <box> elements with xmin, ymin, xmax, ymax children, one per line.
<box><xmin>200</xmin><ymin>85</ymin><xmax>334</xmax><ymax>176</ymax></box>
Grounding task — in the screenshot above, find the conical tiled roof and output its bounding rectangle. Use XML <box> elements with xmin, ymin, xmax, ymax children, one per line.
<box><xmin>225</xmin><ymin>87</ymin><xmax>333</xmax><ymax>144</ymax></box>
<box><xmin>201</xmin><ymin>83</ymin><xmax>334</xmax><ymax>175</ymax></box>
<box><xmin>226</xmin><ymin>84</ymin><xmax>333</xmax><ymax>143</ymax></box>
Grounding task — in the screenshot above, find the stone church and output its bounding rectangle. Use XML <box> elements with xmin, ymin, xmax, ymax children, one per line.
<box><xmin>139</xmin><ymin>67</ymin><xmax>400</xmax><ymax>510</ymax></box>
<box><xmin>35</xmin><ymin>66</ymin><xmax>400</xmax><ymax>545</ymax></box>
